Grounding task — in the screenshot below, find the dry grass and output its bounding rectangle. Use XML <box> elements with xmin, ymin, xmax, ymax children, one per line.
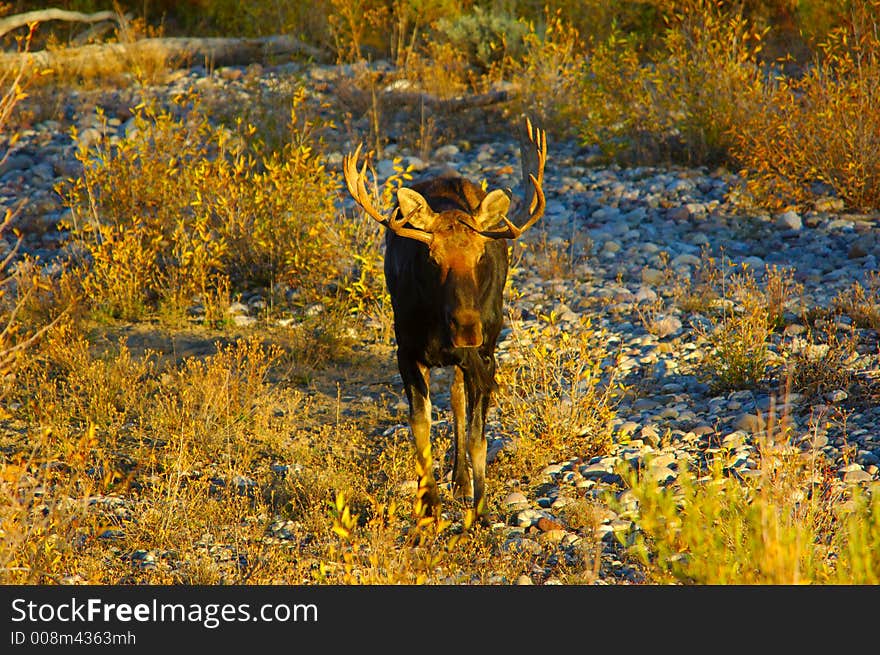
<box><xmin>621</xmin><ymin>405</ymin><xmax>880</xmax><ymax>584</ymax></box>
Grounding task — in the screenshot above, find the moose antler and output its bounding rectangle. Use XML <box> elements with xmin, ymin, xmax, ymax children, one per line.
<box><xmin>342</xmin><ymin>144</ymin><xmax>434</xmax><ymax>245</ymax></box>
<box><xmin>470</xmin><ymin>116</ymin><xmax>546</xmax><ymax>240</ymax></box>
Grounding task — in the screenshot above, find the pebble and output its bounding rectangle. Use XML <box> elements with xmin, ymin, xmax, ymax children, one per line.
<box><xmin>776</xmin><ymin>210</ymin><xmax>803</xmax><ymax>230</ymax></box>
<box><xmin>734</xmin><ymin>414</ymin><xmax>765</xmax><ymax>434</ymax></box>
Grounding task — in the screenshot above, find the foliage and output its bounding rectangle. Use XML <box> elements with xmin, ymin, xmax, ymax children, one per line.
<box><xmin>61</xmin><ymin>90</ymin><xmax>345</xmax><ymax>324</ymax></box>
<box><xmin>4</xmin><ymin>0</ymin><xmax>880</xmax><ymax>588</ymax></box>
<box><xmin>622</xmin><ymin>447</ymin><xmax>825</xmax><ymax>584</ymax></box>
<box><xmin>504</xmin><ymin>9</ymin><xmax>587</xmax><ymax>139</ymax></box>
<box><xmin>433</xmin><ymin>5</ymin><xmax>529</xmax><ymax>72</ymax></box>
<box><xmin>495</xmin><ymin>314</ymin><xmax>622</xmax><ymax>478</ymax></box>
<box><xmin>575</xmin><ymin>0</ymin><xmax>768</xmax><ymax>165</ymax></box>
<box><xmin>622</xmin><ymin>426</ymin><xmax>880</xmax><ymax>583</ymax></box>
<box><xmin>733</xmin><ymin>0</ymin><xmax>880</xmax><ymax>210</ymax></box>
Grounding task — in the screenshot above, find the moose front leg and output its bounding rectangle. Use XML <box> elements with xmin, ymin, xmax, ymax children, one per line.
<box><xmin>451</xmin><ymin>365</ymin><xmax>473</xmax><ymax>501</ymax></box>
<box><xmin>468</xmin><ymin>387</ymin><xmax>490</xmax><ymax>522</ymax></box>
<box><xmin>399</xmin><ymin>356</ymin><xmax>440</xmax><ymax>517</ymax></box>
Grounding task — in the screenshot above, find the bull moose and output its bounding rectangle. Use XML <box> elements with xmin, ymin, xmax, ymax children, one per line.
<box><xmin>343</xmin><ymin>117</ymin><xmax>547</xmax><ymax>521</ymax></box>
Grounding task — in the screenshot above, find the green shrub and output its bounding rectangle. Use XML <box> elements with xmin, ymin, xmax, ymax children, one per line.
<box><xmin>434</xmin><ymin>5</ymin><xmax>529</xmax><ymax>72</ymax></box>
<box><xmin>621</xmin><ymin>432</ymin><xmax>880</xmax><ymax>584</ymax></box>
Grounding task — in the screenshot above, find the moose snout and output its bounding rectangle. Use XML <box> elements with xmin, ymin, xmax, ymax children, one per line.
<box><xmin>449</xmin><ymin>309</ymin><xmax>483</xmax><ymax>348</ymax></box>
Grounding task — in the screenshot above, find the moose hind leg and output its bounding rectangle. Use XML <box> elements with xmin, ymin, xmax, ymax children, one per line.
<box><xmin>400</xmin><ymin>357</ymin><xmax>440</xmax><ymax>516</ymax></box>
<box><xmin>451</xmin><ymin>366</ymin><xmax>473</xmax><ymax>501</ymax></box>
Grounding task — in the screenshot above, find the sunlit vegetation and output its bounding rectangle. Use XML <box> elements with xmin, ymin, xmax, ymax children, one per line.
<box><xmin>1</xmin><ymin>0</ymin><xmax>879</xmax><ymax>585</ymax></box>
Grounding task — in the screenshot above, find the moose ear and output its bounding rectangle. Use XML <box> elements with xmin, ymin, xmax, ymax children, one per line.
<box><xmin>397</xmin><ymin>187</ymin><xmax>436</xmax><ymax>231</ymax></box>
<box><xmin>475</xmin><ymin>189</ymin><xmax>511</xmax><ymax>229</ymax></box>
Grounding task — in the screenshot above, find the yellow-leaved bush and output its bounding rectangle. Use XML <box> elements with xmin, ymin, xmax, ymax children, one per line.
<box><xmin>62</xmin><ymin>89</ymin><xmax>347</xmax><ymax>323</ymax></box>
<box><xmin>732</xmin><ymin>0</ymin><xmax>880</xmax><ymax>210</ymax></box>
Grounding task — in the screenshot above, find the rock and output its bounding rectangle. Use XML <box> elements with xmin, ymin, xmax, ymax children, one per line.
<box><xmin>776</xmin><ymin>210</ymin><xmax>802</xmax><ymax>230</ymax></box>
<box><xmin>227</xmin><ymin>301</ymin><xmax>250</xmax><ymax>315</ymax></box>
<box><xmin>847</xmin><ymin>236</ymin><xmax>874</xmax><ymax>259</ymax></box>
<box><xmin>671</xmin><ymin>253</ymin><xmax>701</xmax><ymax>267</ymax></box>
<box><xmin>502</xmin><ymin>492</ymin><xmax>529</xmax><ymax>509</ymax></box>
<box><xmin>582</xmin><ymin>463</ymin><xmax>610</xmax><ymax>479</ymax></box>
<box><xmin>516</xmin><ymin>509</ymin><xmax>543</xmax><ymax>528</ymax></box>
<box><xmin>842</xmin><ymin>469</ymin><xmax>873</xmax><ymax>484</ymax></box>
<box><xmin>601</xmin><ymin>240</ymin><xmax>622</xmax><ymax>254</ymax></box>
<box><xmin>641</xmin><ymin>267</ymin><xmax>666</xmax><ymax>286</ymax></box>
<box><xmin>734</xmin><ymin>414</ymin><xmax>765</xmax><ymax>433</ymax></box>
<box><xmin>536</xmin><ymin>517</ymin><xmax>565</xmax><ymax>532</ymax></box>
<box><xmin>640</xmin><ymin>424</ymin><xmax>661</xmax><ymax>447</ymax></box>
<box><xmin>433</xmin><ymin>144</ymin><xmax>459</xmax><ymax>160</ymax></box>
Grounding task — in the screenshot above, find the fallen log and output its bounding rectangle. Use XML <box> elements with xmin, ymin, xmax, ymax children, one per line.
<box><xmin>387</xmin><ymin>87</ymin><xmax>514</xmax><ymax>111</ymax></box>
<box><xmin>0</xmin><ymin>8</ymin><xmax>124</xmax><ymax>39</ymax></box>
<box><xmin>0</xmin><ymin>34</ymin><xmax>329</xmax><ymax>73</ymax></box>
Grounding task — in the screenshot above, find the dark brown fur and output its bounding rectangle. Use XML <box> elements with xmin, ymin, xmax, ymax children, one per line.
<box><xmin>384</xmin><ymin>176</ymin><xmax>507</xmax><ymax>520</ymax></box>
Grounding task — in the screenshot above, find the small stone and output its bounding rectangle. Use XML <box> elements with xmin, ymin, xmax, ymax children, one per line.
<box><xmin>667</xmin><ymin>206</ymin><xmax>691</xmax><ymax>221</ymax></box>
<box><xmin>843</xmin><ymin>469</ymin><xmax>873</xmax><ymax>484</ymax></box>
<box><xmin>433</xmin><ymin>144</ymin><xmax>459</xmax><ymax>160</ymax></box>
<box><xmin>640</xmin><ymin>424</ymin><xmax>661</xmax><ymax>447</ymax></box>
<box><xmin>617</xmin><ymin>421</ymin><xmax>640</xmax><ymax>437</ymax></box>
<box><xmin>227</xmin><ymin>301</ymin><xmax>250</xmax><ymax>315</ymax></box>
<box><xmin>847</xmin><ymin>237</ymin><xmax>873</xmax><ymax>259</ymax></box>
<box><xmin>516</xmin><ymin>509</ymin><xmax>542</xmax><ymax>528</ymax></box>
<box><xmin>671</xmin><ymin>253</ymin><xmax>701</xmax><ymax>267</ymax></box>
<box><xmin>776</xmin><ymin>210</ymin><xmax>802</xmax><ymax>230</ymax></box>
<box><xmin>648</xmin><ymin>466</ymin><xmax>676</xmax><ymax>484</ymax></box>
<box><xmin>536</xmin><ymin>517</ymin><xmax>565</xmax><ymax>532</ymax></box>
<box><xmin>376</xmin><ymin>159</ymin><xmax>396</xmax><ymax>178</ymax></box>
<box><xmin>734</xmin><ymin>413</ymin><xmax>765</xmax><ymax>433</ymax></box>
<box><xmin>658</xmin><ymin>407</ymin><xmax>679</xmax><ymax>419</ymax></box>
<box><xmin>503</xmin><ymin>492</ymin><xmax>529</xmax><ymax>509</ymax></box>
<box><xmin>721</xmin><ymin>431</ymin><xmax>747</xmax><ymax>449</ymax></box>
<box><xmin>581</xmin><ymin>463</ymin><xmax>610</xmax><ymax>480</ymax></box>
<box><xmin>641</xmin><ymin>267</ymin><xmax>666</xmax><ymax>286</ymax></box>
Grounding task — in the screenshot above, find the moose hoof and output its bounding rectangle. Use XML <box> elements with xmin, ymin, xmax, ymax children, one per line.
<box><xmin>452</xmin><ymin>478</ymin><xmax>474</xmax><ymax>501</ymax></box>
<box><xmin>416</xmin><ymin>487</ymin><xmax>442</xmax><ymax>518</ymax></box>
